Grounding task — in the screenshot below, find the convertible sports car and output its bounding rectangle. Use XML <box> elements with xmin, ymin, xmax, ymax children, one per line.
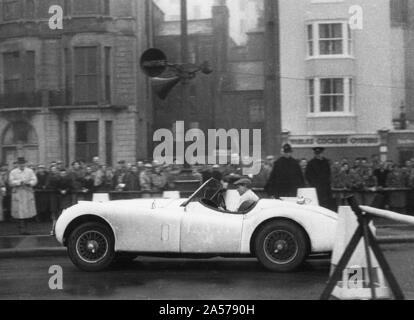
<box><xmin>55</xmin><ymin>178</ymin><xmax>338</xmax><ymax>272</ymax></box>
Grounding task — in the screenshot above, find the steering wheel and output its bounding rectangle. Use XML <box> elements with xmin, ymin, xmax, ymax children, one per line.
<box><xmin>201</xmin><ymin>198</ymin><xmax>219</xmax><ymax>209</ymax></box>
<box><xmin>216</xmin><ymin>191</ymin><xmax>227</xmax><ymax>211</ymax></box>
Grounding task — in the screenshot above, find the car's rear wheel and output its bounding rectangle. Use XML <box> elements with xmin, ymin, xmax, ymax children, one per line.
<box><xmin>254</xmin><ymin>220</ymin><xmax>309</xmax><ymax>272</ymax></box>
<box><xmin>67</xmin><ymin>222</ymin><xmax>115</xmax><ymax>272</ymax></box>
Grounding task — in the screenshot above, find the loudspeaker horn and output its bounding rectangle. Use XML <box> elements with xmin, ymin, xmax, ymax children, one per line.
<box><xmin>140</xmin><ymin>48</ymin><xmax>168</xmax><ymax>78</ymax></box>
<box><xmin>152</xmin><ymin>76</ymin><xmax>181</xmax><ymax>100</ymax></box>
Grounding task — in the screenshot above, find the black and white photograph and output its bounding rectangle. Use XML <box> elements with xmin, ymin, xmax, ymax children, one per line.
<box><xmin>0</xmin><ymin>0</ymin><xmax>414</xmax><ymax>306</ymax></box>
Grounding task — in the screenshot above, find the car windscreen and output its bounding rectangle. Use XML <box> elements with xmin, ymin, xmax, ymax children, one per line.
<box><xmin>181</xmin><ymin>178</ymin><xmax>221</xmax><ymax>207</ymax></box>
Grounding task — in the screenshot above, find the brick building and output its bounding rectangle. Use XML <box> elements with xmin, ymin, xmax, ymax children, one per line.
<box><xmin>151</xmin><ymin>0</ymin><xmax>275</xmax><ymax>159</ymax></box>
<box><xmin>220</xmin><ymin>27</ymin><xmax>265</xmax><ymax>146</ymax></box>
<box><xmin>154</xmin><ymin>0</ymin><xmax>264</xmax><ymax>45</ymax></box>
<box><xmin>0</xmin><ymin>0</ymin><xmax>152</xmax><ymax>167</ymax></box>
<box><xmin>152</xmin><ymin>0</ymin><xmax>229</xmax><ymax>141</ymax></box>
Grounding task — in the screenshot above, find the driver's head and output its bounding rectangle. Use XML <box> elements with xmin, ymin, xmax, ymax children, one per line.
<box><xmin>221</xmin><ymin>176</ymin><xmax>231</xmax><ymax>190</ymax></box>
<box><xmin>234</xmin><ymin>178</ymin><xmax>252</xmax><ymax>196</ymax></box>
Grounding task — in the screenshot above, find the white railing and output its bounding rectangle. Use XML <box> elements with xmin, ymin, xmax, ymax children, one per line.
<box><xmin>360</xmin><ymin>206</ymin><xmax>414</xmax><ymax>225</ymax></box>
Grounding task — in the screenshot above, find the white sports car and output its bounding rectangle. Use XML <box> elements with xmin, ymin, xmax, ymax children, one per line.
<box><xmin>55</xmin><ymin>179</ymin><xmax>337</xmax><ymax>272</ymax></box>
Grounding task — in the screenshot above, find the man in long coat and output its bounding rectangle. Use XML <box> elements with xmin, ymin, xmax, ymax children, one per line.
<box><xmin>305</xmin><ymin>147</ymin><xmax>334</xmax><ymax>210</ymax></box>
<box><xmin>265</xmin><ymin>144</ymin><xmax>304</xmax><ymax>198</ymax></box>
<box><xmin>9</xmin><ymin>157</ymin><xmax>38</xmax><ymax>234</ymax></box>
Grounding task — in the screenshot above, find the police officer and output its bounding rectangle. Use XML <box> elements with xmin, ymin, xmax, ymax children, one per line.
<box><xmin>305</xmin><ymin>147</ymin><xmax>334</xmax><ymax>210</ymax></box>
<box><xmin>265</xmin><ymin>144</ymin><xmax>304</xmax><ymax>198</ymax></box>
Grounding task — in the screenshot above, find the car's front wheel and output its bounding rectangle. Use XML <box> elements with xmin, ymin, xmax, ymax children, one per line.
<box><xmin>67</xmin><ymin>222</ymin><xmax>115</xmax><ymax>272</ymax></box>
<box><xmin>254</xmin><ymin>220</ymin><xmax>309</xmax><ymax>272</ymax></box>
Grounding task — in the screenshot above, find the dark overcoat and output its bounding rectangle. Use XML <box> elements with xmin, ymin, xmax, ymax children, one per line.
<box><xmin>305</xmin><ymin>157</ymin><xmax>333</xmax><ymax>209</ymax></box>
<box><xmin>265</xmin><ymin>157</ymin><xmax>305</xmax><ymax>198</ymax></box>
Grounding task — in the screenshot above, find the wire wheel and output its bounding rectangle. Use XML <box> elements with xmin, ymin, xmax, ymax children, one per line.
<box><xmin>263</xmin><ymin>230</ymin><xmax>299</xmax><ymax>265</ymax></box>
<box><xmin>255</xmin><ymin>220</ymin><xmax>309</xmax><ymax>272</ymax></box>
<box><xmin>76</xmin><ymin>230</ymin><xmax>109</xmax><ymax>264</ymax></box>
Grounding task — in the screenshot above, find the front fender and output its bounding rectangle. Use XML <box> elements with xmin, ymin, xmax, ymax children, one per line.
<box><xmin>55</xmin><ymin>202</ymin><xmax>115</xmax><ymax>245</ymax></box>
<box><xmin>241</xmin><ymin>203</ymin><xmax>337</xmax><ymax>254</ymax></box>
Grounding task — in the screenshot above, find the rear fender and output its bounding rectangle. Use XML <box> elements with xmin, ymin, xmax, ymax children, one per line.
<box><xmin>241</xmin><ymin>207</ymin><xmax>337</xmax><ymax>254</ymax></box>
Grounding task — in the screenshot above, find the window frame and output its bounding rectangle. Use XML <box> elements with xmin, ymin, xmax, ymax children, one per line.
<box><xmin>3</xmin><ymin>51</ymin><xmax>21</xmax><ymax>94</ymax></box>
<box><xmin>66</xmin><ymin>45</ymin><xmax>113</xmax><ymax>106</ymax></box>
<box><xmin>3</xmin><ymin>0</ymin><xmax>22</xmax><ymax>21</ymax></box>
<box><xmin>308</xmin><ymin>77</ymin><xmax>354</xmax><ymax>116</ymax></box>
<box><xmin>306</xmin><ymin>21</ymin><xmax>353</xmax><ymax>59</ymax></box>
<box><xmin>75</xmin><ymin>121</ymin><xmax>99</xmax><ymax>163</ymax></box>
<box><xmin>25</xmin><ymin>50</ymin><xmax>36</xmax><ymax>93</ymax></box>
<box><xmin>73</xmin><ymin>46</ymin><xmax>99</xmax><ymax>105</ymax></box>
<box><xmin>3</xmin><ymin>50</ymin><xmax>36</xmax><ymax>94</ymax></box>
<box><xmin>103</xmin><ymin>46</ymin><xmax>111</xmax><ymax>104</ymax></box>
<box><xmin>248</xmin><ymin>98</ymin><xmax>265</xmax><ymax>124</ymax></box>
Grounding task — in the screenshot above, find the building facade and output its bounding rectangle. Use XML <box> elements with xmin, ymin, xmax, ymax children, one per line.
<box><xmin>226</xmin><ymin>0</ymin><xmax>263</xmax><ymax>44</ymax></box>
<box><xmin>386</xmin><ymin>0</ymin><xmax>414</xmax><ymax>165</ymax></box>
<box><xmin>278</xmin><ymin>0</ymin><xmax>406</xmax><ymax>162</ymax></box>
<box><xmin>219</xmin><ymin>27</ymin><xmax>265</xmax><ymax>146</ymax></box>
<box><xmin>154</xmin><ymin>0</ymin><xmax>263</xmax><ymax>45</ymax></box>
<box><xmin>0</xmin><ymin>0</ymin><xmax>152</xmax><ymax>167</ymax></box>
<box><xmin>152</xmin><ymin>1</ymin><xmax>229</xmax><ymax>143</ymax></box>
<box><xmin>152</xmin><ymin>0</ymin><xmax>274</xmax><ymax>159</ymax></box>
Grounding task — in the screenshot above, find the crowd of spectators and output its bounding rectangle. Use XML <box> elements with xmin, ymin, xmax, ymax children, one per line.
<box><xmin>330</xmin><ymin>157</ymin><xmax>414</xmax><ymax>190</ymax></box>
<box><xmin>1</xmin><ymin>154</ymin><xmax>414</xmax><ymax>224</ymax></box>
<box><xmin>0</xmin><ymin>156</ymin><xmax>181</xmax><ymax>223</ymax></box>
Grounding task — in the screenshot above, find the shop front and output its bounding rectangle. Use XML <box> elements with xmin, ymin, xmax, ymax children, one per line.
<box><xmin>387</xmin><ymin>131</ymin><xmax>414</xmax><ymax>165</ymax></box>
<box><xmin>285</xmin><ymin>133</ymin><xmax>381</xmax><ymax>162</ymax></box>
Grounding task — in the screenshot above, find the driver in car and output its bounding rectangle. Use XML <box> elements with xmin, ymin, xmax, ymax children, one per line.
<box><xmin>234</xmin><ymin>178</ymin><xmax>259</xmax><ymax>212</ymax></box>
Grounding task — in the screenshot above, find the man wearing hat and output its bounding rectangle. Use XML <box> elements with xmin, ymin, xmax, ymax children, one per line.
<box><xmin>234</xmin><ymin>178</ymin><xmax>259</xmax><ymax>212</ymax></box>
<box><xmin>265</xmin><ymin>144</ymin><xmax>304</xmax><ymax>198</ymax></box>
<box><xmin>305</xmin><ymin>147</ymin><xmax>334</xmax><ymax>210</ymax></box>
<box><xmin>8</xmin><ymin>157</ymin><xmax>38</xmax><ymax>234</ymax></box>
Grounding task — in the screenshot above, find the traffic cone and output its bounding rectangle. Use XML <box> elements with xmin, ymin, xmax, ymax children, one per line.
<box><xmin>330</xmin><ymin>206</ymin><xmax>391</xmax><ymax>300</ymax></box>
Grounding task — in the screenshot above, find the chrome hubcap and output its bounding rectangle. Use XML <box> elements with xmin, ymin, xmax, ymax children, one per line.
<box><xmin>274</xmin><ymin>240</ymin><xmax>287</xmax><ymax>253</ymax></box>
<box><xmin>87</xmin><ymin>240</ymin><xmax>99</xmax><ymax>254</ymax></box>
<box><xmin>76</xmin><ymin>231</ymin><xmax>109</xmax><ymax>264</ymax></box>
<box><xmin>264</xmin><ymin>230</ymin><xmax>299</xmax><ymax>265</ymax></box>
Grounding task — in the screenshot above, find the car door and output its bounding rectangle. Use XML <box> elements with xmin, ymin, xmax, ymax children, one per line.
<box><xmin>114</xmin><ymin>201</ymin><xmax>186</xmax><ymax>253</ymax></box>
<box><xmin>180</xmin><ymin>201</ymin><xmax>244</xmax><ymax>253</ymax></box>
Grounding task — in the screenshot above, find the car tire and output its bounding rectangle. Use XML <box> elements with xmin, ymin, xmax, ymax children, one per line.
<box><xmin>254</xmin><ymin>220</ymin><xmax>309</xmax><ymax>272</ymax></box>
<box><xmin>67</xmin><ymin>222</ymin><xmax>115</xmax><ymax>272</ymax></box>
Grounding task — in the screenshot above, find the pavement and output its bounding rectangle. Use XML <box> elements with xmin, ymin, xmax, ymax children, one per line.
<box><xmin>0</xmin><ymin>221</ymin><xmax>65</xmax><ymax>258</ymax></box>
<box><xmin>0</xmin><ymin>218</ymin><xmax>414</xmax><ymax>259</ymax></box>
